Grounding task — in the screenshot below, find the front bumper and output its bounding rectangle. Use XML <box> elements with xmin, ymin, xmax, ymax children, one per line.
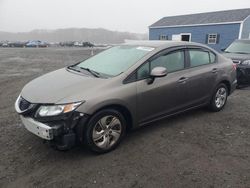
<box><xmin>237</xmin><ymin>66</ymin><xmax>250</xmax><ymax>85</ymax></box>
<box><xmin>19</xmin><ymin>113</ymin><xmax>87</xmax><ymax>150</ymax></box>
<box><xmin>15</xmin><ymin>96</ymin><xmax>90</xmax><ymax>150</ymax></box>
<box><xmin>230</xmin><ymin>79</ymin><xmax>237</xmax><ymax>94</ymax></box>
<box><xmin>21</xmin><ymin>115</ymin><xmax>53</xmax><ymax>140</ymax></box>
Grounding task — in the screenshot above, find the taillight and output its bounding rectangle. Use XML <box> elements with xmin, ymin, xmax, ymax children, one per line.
<box><xmin>232</xmin><ymin>63</ymin><xmax>237</xmax><ymax>71</ymax></box>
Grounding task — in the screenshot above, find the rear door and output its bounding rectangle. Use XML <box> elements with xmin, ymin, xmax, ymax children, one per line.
<box><xmin>184</xmin><ymin>47</ymin><xmax>219</xmax><ymax>106</ymax></box>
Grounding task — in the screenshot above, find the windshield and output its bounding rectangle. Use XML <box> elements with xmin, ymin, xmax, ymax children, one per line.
<box><xmin>76</xmin><ymin>45</ymin><xmax>154</xmax><ymax>77</ymax></box>
<box><xmin>225</xmin><ymin>41</ymin><xmax>250</xmax><ymax>54</ymax></box>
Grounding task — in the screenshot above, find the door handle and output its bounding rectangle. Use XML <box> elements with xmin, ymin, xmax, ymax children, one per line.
<box><xmin>212</xmin><ymin>68</ymin><xmax>218</xmax><ymax>73</ymax></box>
<box><xmin>178</xmin><ymin>77</ymin><xmax>189</xmax><ymax>83</ymax></box>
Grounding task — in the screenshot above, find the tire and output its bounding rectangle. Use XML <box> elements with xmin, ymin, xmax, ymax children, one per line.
<box><xmin>83</xmin><ymin>109</ymin><xmax>126</xmax><ymax>154</ymax></box>
<box><xmin>209</xmin><ymin>83</ymin><xmax>228</xmax><ymax>112</ymax></box>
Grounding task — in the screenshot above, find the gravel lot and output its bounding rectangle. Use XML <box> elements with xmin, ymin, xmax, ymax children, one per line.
<box><xmin>0</xmin><ymin>48</ymin><xmax>250</xmax><ymax>188</ymax></box>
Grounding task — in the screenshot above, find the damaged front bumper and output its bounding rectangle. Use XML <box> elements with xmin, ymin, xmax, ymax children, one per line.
<box><xmin>15</xmin><ymin>96</ymin><xmax>89</xmax><ymax>150</ymax></box>
<box><xmin>21</xmin><ymin>116</ymin><xmax>54</xmax><ymax>140</ymax></box>
<box><xmin>19</xmin><ymin>112</ymin><xmax>89</xmax><ymax>150</ymax></box>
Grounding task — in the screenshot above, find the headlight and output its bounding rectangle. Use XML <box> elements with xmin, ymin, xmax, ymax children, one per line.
<box><xmin>37</xmin><ymin>102</ymin><xmax>82</xmax><ymax>117</ymax></box>
<box><xmin>241</xmin><ymin>60</ymin><xmax>250</xmax><ymax>66</ymax></box>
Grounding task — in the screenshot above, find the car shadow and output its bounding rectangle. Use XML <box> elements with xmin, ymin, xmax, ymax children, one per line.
<box><xmin>125</xmin><ymin>108</ymin><xmax>207</xmax><ymax>138</ymax></box>
<box><xmin>237</xmin><ymin>85</ymin><xmax>250</xmax><ymax>90</ymax></box>
<box><xmin>53</xmin><ymin>107</ymin><xmax>208</xmax><ymax>158</ymax></box>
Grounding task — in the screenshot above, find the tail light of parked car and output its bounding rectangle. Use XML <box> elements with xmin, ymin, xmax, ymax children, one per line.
<box><xmin>232</xmin><ymin>63</ymin><xmax>237</xmax><ymax>71</ymax></box>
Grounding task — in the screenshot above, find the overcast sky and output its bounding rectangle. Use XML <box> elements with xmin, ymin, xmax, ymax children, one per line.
<box><xmin>0</xmin><ymin>0</ymin><xmax>249</xmax><ymax>33</ymax></box>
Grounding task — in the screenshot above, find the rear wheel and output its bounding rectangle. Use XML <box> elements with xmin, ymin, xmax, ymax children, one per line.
<box><xmin>83</xmin><ymin>109</ymin><xmax>126</xmax><ymax>153</ymax></box>
<box><xmin>209</xmin><ymin>83</ymin><xmax>228</xmax><ymax>112</ymax></box>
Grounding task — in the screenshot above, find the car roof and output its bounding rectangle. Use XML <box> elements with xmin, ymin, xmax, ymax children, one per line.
<box><xmin>123</xmin><ymin>40</ymin><xmax>205</xmax><ymax>48</ymax></box>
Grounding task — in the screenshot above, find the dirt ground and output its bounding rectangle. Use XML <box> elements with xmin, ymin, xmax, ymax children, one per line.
<box><xmin>0</xmin><ymin>48</ymin><xmax>250</xmax><ymax>188</ymax></box>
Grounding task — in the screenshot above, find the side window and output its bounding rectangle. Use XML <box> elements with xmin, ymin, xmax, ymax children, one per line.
<box><xmin>137</xmin><ymin>62</ymin><xmax>150</xmax><ymax>80</ymax></box>
<box><xmin>150</xmin><ymin>51</ymin><xmax>185</xmax><ymax>73</ymax></box>
<box><xmin>189</xmin><ymin>50</ymin><xmax>210</xmax><ymax>67</ymax></box>
<box><xmin>210</xmin><ymin>52</ymin><xmax>216</xmax><ymax>63</ymax></box>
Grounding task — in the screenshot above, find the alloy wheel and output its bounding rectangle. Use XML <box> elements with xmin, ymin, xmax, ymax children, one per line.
<box><xmin>92</xmin><ymin>115</ymin><xmax>122</xmax><ymax>149</ymax></box>
<box><xmin>215</xmin><ymin>87</ymin><xmax>227</xmax><ymax>108</ymax></box>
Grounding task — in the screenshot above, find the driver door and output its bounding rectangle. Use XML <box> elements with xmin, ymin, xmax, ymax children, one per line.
<box><xmin>136</xmin><ymin>49</ymin><xmax>189</xmax><ymax>124</ymax></box>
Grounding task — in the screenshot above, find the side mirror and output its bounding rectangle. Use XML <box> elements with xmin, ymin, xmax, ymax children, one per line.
<box><xmin>147</xmin><ymin>67</ymin><xmax>167</xmax><ymax>84</ymax></box>
<box><xmin>150</xmin><ymin>67</ymin><xmax>168</xmax><ymax>77</ymax></box>
<box><xmin>221</xmin><ymin>48</ymin><xmax>225</xmax><ymax>52</ymax></box>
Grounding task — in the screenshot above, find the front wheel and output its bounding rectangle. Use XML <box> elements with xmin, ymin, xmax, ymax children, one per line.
<box><xmin>209</xmin><ymin>83</ymin><xmax>228</xmax><ymax>112</ymax></box>
<box><xmin>83</xmin><ymin>109</ymin><xmax>126</xmax><ymax>153</ymax></box>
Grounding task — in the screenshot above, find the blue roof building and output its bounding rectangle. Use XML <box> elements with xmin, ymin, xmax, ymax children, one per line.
<box><xmin>149</xmin><ymin>9</ymin><xmax>250</xmax><ymax>51</ymax></box>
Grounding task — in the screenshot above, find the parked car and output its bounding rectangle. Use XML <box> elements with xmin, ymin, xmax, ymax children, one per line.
<box><xmin>8</xmin><ymin>41</ymin><xmax>27</xmax><ymax>47</ymax></box>
<box><xmin>26</xmin><ymin>40</ymin><xmax>48</xmax><ymax>47</ymax></box>
<box><xmin>223</xmin><ymin>39</ymin><xmax>250</xmax><ymax>85</ymax></box>
<box><xmin>82</xmin><ymin>42</ymin><xmax>94</xmax><ymax>47</ymax></box>
<box><xmin>15</xmin><ymin>41</ymin><xmax>237</xmax><ymax>153</ymax></box>
<box><xmin>73</xmin><ymin>41</ymin><xmax>82</xmax><ymax>47</ymax></box>
<box><xmin>73</xmin><ymin>41</ymin><xmax>94</xmax><ymax>47</ymax></box>
<box><xmin>59</xmin><ymin>41</ymin><xmax>73</xmax><ymax>47</ymax></box>
<box><xmin>1</xmin><ymin>42</ymin><xmax>9</xmax><ymax>47</ymax></box>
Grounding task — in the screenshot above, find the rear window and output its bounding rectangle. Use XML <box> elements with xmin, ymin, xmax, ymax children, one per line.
<box><xmin>189</xmin><ymin>50</ymin><xmax>210</xmax><ymax>67</ymax></box>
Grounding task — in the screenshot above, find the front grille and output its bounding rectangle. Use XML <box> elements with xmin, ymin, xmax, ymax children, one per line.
<box><xmin>19</xmin><ymin>97</ymin><xmax>31</xmax><ymax>111</ymax></box>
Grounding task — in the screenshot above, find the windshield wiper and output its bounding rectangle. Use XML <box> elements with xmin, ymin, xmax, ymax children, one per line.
<box><xmin>79</xmin><ymin>67</ymin><xmax>100</xmax><ymax>78</ymax></box>
<box><xmin>224</xmin><ymin>51</ymin><xmax>250</xmax><ymax>54</ymax></box>
<box><xmin>67</xmin><ymin>65</ymin><xmax>81</xmax><ymax>72</ymax></box>
<box><xmin>234</xmin><ymin>52</ymin><xmax>250</xmax><ymax>54</ymax></box>
<box><xmin>225</xmin><ymin>51</ymin><xmax>249</xmax><ymax>54</ymax></box>
<box><xmin>67</xmin><ymin>65</ymin><xmax>100</xmax><ymax>77</ymax></box>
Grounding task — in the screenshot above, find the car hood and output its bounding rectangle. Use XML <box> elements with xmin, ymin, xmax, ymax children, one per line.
<box><xmin>222</xmin><ymin>52</ymin><xmax>250</xmax><ymax>61</ymax></box>
<box><xmin>21</xmin><ymin>68</ymin><xmax>110</xmax><ymax>104</ymax></box>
